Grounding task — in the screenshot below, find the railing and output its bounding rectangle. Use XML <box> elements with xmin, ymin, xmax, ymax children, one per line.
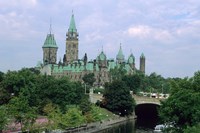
<box><xmin>133</xmin><ymin>95</ymin><xmax>161</xmax><ymax>105</ymax></box>
<box><xmin>90</xmin><ymin>94</ymin><xmax>161</xmax><ymax>105</ymax></box>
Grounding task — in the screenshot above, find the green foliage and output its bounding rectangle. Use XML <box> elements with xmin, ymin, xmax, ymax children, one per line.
<box><xmin>110</xmin><ymin>65</ymin><xmax>127</xmax><ymax>81</ymax></box>
<box><xmin>0</xmin><ymin>68</ymin><xmax>40</xmax><ymax>105</ymax></box>
<box><xmin>79</xmin><ymin>98</ymin><xmax>92</xmax><ymax>115</ymax></box>
<box><xmin>103</xmin><ymin>80</ymin><xmax>135</xmax><ymax>116</ymax></box>
<box><xmin>191</xmin><ymin>71</ymin><xmax>200</xmax><ymax>91</ymax></box>
<box><xmin>184</xmin><ymin>124</ymin><xmax>200</xmax><ymax>133</ymax></box>
<box><xmin>159</xmin><ymin>71</ymin><xmax>200</xmax><ymax>131</ymax></box>
<box><xmin>93</xmin><ymin>87</ymin><xmax>104</xmax><ymax>94</ymax></box>
<box><xmin>148</xmin><ymin>72</ymin><xmax>164</xmax><ymax>90</ymax></box>
<box><xmin>62</xmin><ymin>108</ymin><xmax>85</xmax><ymax>127</ymax></box>
<box><xmin>122</xmin><ymin>74</ymin><xmax>141</xmax><ymax>93</ymax></box>
<box><xmin>37</xmin><ymin>77</ymin><xmax>85</xmax><ymax>111</ymax></box>
<box><xmin>0</xmin><ymin>71</ymin><xmax>4</xmax><ymax>82</ymax></box>
<box><xmin>7</xmin><ymin>95</ymin><xmax>37</xmax><ymax>132</ymax></box>
<box><xmin>43</xmin><ymin>103</ymin><xmax>63</xmax><ymax>130</ymax></box>
<box><xmin>82</xmin><ymin>73</ymin><xmax>96</xmax><ymax>86</ymax></box>
<box><xmin>0</xmin><ymin>106</ymin><xmax>9</xmax><ymax>132</ymax></box>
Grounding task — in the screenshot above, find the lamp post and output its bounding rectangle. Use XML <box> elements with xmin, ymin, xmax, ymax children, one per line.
<box><xmin>85</xmin><ymin>83</ymin><xmax>86</xmax><ymax>94</ymax></box>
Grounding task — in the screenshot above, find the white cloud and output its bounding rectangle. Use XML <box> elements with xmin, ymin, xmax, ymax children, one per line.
<box><xmin>0</xmin><ymin>0</ymin><xmax>200</xmax><ymax>78</ymax></box>
<box><xmin>127</xmin><ymin>25</ymin><xmax>151</xmax><ymax>38</ymax></box>
<box><xmin>79</xmin><ymin>12</ymin><xmax>109</xmax><ymax>31</ymax></box>
<box><xmin>0</xmin><ymin>0</ymin><xmax>37</xmax><ymax>8</ymax></box>
<box><xmin>127</xmin><ymin>25</ymin><xmax>173</xmax><ymax>42</ymax></box>
<box><xmin>85</xmin><ymin>31</ymin><xmax>104</xmax><ymax>43</ymax></box>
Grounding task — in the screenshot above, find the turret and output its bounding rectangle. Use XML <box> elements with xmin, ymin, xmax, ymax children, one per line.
<box><xmin>65</xmin><ymin>13</ymin><xmax>79</xmax><ymax>63</ymax></box>
<box><xmin>116</xmin><ymin>44</ymin><xmax>125</xmax><ymax>64</ymax></box>
<box><xmin>42</xmin><ymin>24</ymin><xmax>58</xmax><ymax>65</ymax></box>
<box><xmin>83</xmin><ymin>53</ymin><xmax>87</xmax><ymax>66</ymax></box>
<box><xmin>140</xmin><ymin>53</ymin><xmax>145</xmax><ymax>73</ymax></box>
<box><xmin>97</xmin><ymin>50</ymin><xmax>107</xmax><ymax>68</ymax></box>
<box><xmin>128</xmin><ymin>53</ymin><xmax>135</xmax><ymax>69</ymax></box>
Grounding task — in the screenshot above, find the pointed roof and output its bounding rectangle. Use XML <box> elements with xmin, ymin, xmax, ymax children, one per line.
<box><xmin>99</xmin><ymin>51</ymin><xmax>106</xmax><ymax>60</ymax></box>
<box><xmin>43</xmin><ymin>34</ymin><xmax>58</xmax><ymax>48</ymax></box>
<box><xmin>128</xmin><ymin>53</ymin><xmax>135</xmax><ymax>64</ymax></box>
<box><xmin>140</xmin><ymin>53</ymin><xmax>145</xmax><ymax>58</ymax></box>
<box><xmin>116</xmin><ymin>44</ymin><xmax>124</xmax><ymax>60</ymax></box>
<box><xmin>68</xmin><ymin>13</ymin><xmax>77</xmax><ymax>32</ymax></box>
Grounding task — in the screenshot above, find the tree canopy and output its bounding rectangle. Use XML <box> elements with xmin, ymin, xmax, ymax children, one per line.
<box><xmin>82</xmin><ymin>73</ymin><xmax>96</xmax><ymax>86</ymax></box>
<box><xmin>102</xmin><ymin>80</ymin><xmax>135</xmax><ymax>116</ymax></box>
<box><xmin>159</xmin><ymin>71</ymin><xmax>200</xmax><ymax>132</ymax></box>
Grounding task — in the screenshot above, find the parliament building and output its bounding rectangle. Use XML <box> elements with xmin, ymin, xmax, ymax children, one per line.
<box><xmin>37</xmin><ymin>13</ymin><xmax>145</xmax><ymax>86</ymax></box>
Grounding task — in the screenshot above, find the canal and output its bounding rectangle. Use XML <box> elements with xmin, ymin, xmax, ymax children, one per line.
<box><xmin>94</xmin><ymin>118</ymin><xmax>157</xmax><ymax>133</ymax></box>
<box><xmin>95</xmin><ymin>104</ymin><xmax>159</xmax><ymax>133</ymax></box>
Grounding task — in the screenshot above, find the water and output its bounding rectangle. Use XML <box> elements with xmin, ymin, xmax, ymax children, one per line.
<box><xmin>95</xmin><ymin>117</ymin><xmax>158</xmax><ymax>133</ymax></box>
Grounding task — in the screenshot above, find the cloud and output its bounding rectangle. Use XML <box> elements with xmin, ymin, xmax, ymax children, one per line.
<box><xmin>0</xmin><ymin>0</ymin><xmax>37</xmax><ymax>8</ymax></box>
<box><xmin>79</xmin><ymin>12</ymin><xmax>110</xmax><ymax>31</ymax></box>
<box><xmin>127</xmin><ymin>25</ymin><xmax>151</xmax><ymax>38</ymax></box>
<box><xmin>127</xmin><ymin>25</ymin><xmax>173</xmax><ymax>42</ymax></box>
<box><xmin>85</xmin><ymin>31</ymin><xmax>104</xmax><ymax>43</ymax></box>
<box><xmin>176</xmin><ymin>20</ymin><xmax>200</xmax><ymax>37</ymax></box>
<box><xmin>0</xmin><ymin>0</ymin><xmax>200</xmax><ymax>78</ymax></box>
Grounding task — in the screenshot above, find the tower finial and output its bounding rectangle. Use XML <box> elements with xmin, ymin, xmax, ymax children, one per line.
<box><xmin>102</xmin><ymin>45</ymin><xmax>103</xmax><ymax>52</ymax></box>
<box><xmin>72</xmin><ymin>10</ymin><xmax>74</xmax><ymax>15</ymax></box>
<box><xmin>50</xmin><ymin>18</ymin><xmax>52</xmax><ymax>34</ymax></box>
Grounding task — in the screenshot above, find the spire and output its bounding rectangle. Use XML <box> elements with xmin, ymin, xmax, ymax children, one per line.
<box><xmin>128</xmin><ymin>52</ymin><xmax>135</xmax><ymax>64</ymax></box>
<box><xmin>43</xmin><ymin>34</ymin><xmax>58</xmax><ymax>48</ymax></box>
<box><xmin>49</xmin><ymin>18</ymin><xmax>52</xmax><ymax>34</ymax></box>
<box><xmin>140</xmin><ymin>53</ymin><xmax>145</xmax><ymax>58</ymax></box>
<box><xmin>116</xmin><ymin>43</ymin><xmax>125</xmax><ymax>60</ymax></box>
<box><xmin>68</xmin><ymin>12</ymin><xmax>77</xmax><ymax>32</ymax></box>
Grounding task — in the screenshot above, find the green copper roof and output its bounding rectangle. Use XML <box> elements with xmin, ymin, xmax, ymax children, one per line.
<box><xmin>128</xmin><ymin>54</ymin><xmax>135</xmax><ymax>64</ymax></box>
<box><xmin>68</xmin><ymin>14</ymin><xmax>77</xmax><ymax>32</ymax></box>
<box><xmin>140</xmin><ymin>53</ymin><xmax>145</xmax><ymax>58</ymax></box>
<box><xmin>43</xmin><ymin>34</ymin><xmax>58</xmax><ymax>48</ymax></box>
<box><xmin>99</xmin><ymin>51</ymin><xmax>106</xmax><ymax>60</ymax></box>
<box><xmin>116</xmin><ymin>44</ymin><xmax>124</xmax><ymax>60</ymax></box>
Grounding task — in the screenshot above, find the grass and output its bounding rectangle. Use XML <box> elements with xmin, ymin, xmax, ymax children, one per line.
<box><xmin>94</xmin><ymin>106</ymin><xmax>118</xmax><ymax>121</ymax></box>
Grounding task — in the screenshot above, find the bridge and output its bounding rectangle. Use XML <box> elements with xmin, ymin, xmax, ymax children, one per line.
<box><xmin>89</xmin><ymin>93</ymin><xmax>161</xmax><ymax>105</ymax></box>
<box><xmin>89</xmin><ymin>93</ymin><xmax>162</xmax><ymax>120</ymax></box>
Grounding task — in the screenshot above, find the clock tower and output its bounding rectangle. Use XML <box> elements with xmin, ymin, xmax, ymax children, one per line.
<box><xmin>64</xmin><ymin>13</ymin><xmax>79</xmax><ymax>64</ymax></box>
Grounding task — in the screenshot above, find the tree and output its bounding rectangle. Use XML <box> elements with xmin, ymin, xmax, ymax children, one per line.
<box><xmin>191</xmin><ymin>71</ymin><xmax>200</xmax><ymax>91</ymax></box>
<box><xmin>159</xmin><ymin>72</ymin><xmax>200</xmax><ymax>132</ymax></box>
<box><xmin>36</xmin><ymin>76</ymin><xmax>85</xmax><ymax>112</ymax></box>
<box><xmin>7</xmin><ymin>95</ymin><xmax>37</xmax><ymax>132</ymax></box>
<box><xmin>148</xmin><ymin>72</ymin><xmax>164</xmax><ymax>92</ymax></box>
<box><xmin>0</xmin><ymin>106</ymin><xmax>9</xmax><ymax>133</ymax></box>
<box><xmin>0</xmin><ymin>68</ymin><xmax>40</xmax><ymax>105</ymax></box>
<box><xmin>82</xmin><ymin>73</ymin><xmax>96</xmax><ymax>86</ymax></box>
<box><xmin>62</xmin><ymin>108</ymin><xmax>85</xmax><ymax>127</ymax></box>
<box><xmin>0</xmin><ymin>71</ymin><xmax>4</xmax><ymax>82</ymax></box>
<box><xmin>110</xmin><ymin>65</ymin><xmax>127</xmax><ymax>81</ymax></box>
<box><xmin>184</xmin><ymin>124</ymin><xmax>200</xmax><ymax>133</ymax></box>
<box><xmin>43</xmin><ymin>103</ymin><xmax>63</xmax><ymax>130</ymax></box>
<box><xmin>79</xmin><ymin>98</ymin><xmax>92</xmax><ymax>115</ymax></box>
<box><xmin>122</xmin><ymin>74</ymin><xmax>141</xmax><ymax>93</ymax></box>
<box><xmin>102</xmin><ymin>80</ymin><xmax>135</xmax><ymax>116</ymax></box>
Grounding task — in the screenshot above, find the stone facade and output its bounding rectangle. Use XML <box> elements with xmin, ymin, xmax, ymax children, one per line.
<box><xmin>42</xmin><ymin>34</ymin><xmax>58</xmax><ymax>64</ymax></box>
<box><xmin>38</xmin><ymin>13</ymin><xmax>145</xmax><ymax>86</ymax></box>
<box><xmin>64</xmin><ymin>14</ymin><xmax>79</xmax><ymax>64</ymax></box>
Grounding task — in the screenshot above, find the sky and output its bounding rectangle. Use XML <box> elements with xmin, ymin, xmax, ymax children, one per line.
<box><xmin>0</xmin><ymin>0</ymin><xmax>200</xmax><ymax>78</ymax></box>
